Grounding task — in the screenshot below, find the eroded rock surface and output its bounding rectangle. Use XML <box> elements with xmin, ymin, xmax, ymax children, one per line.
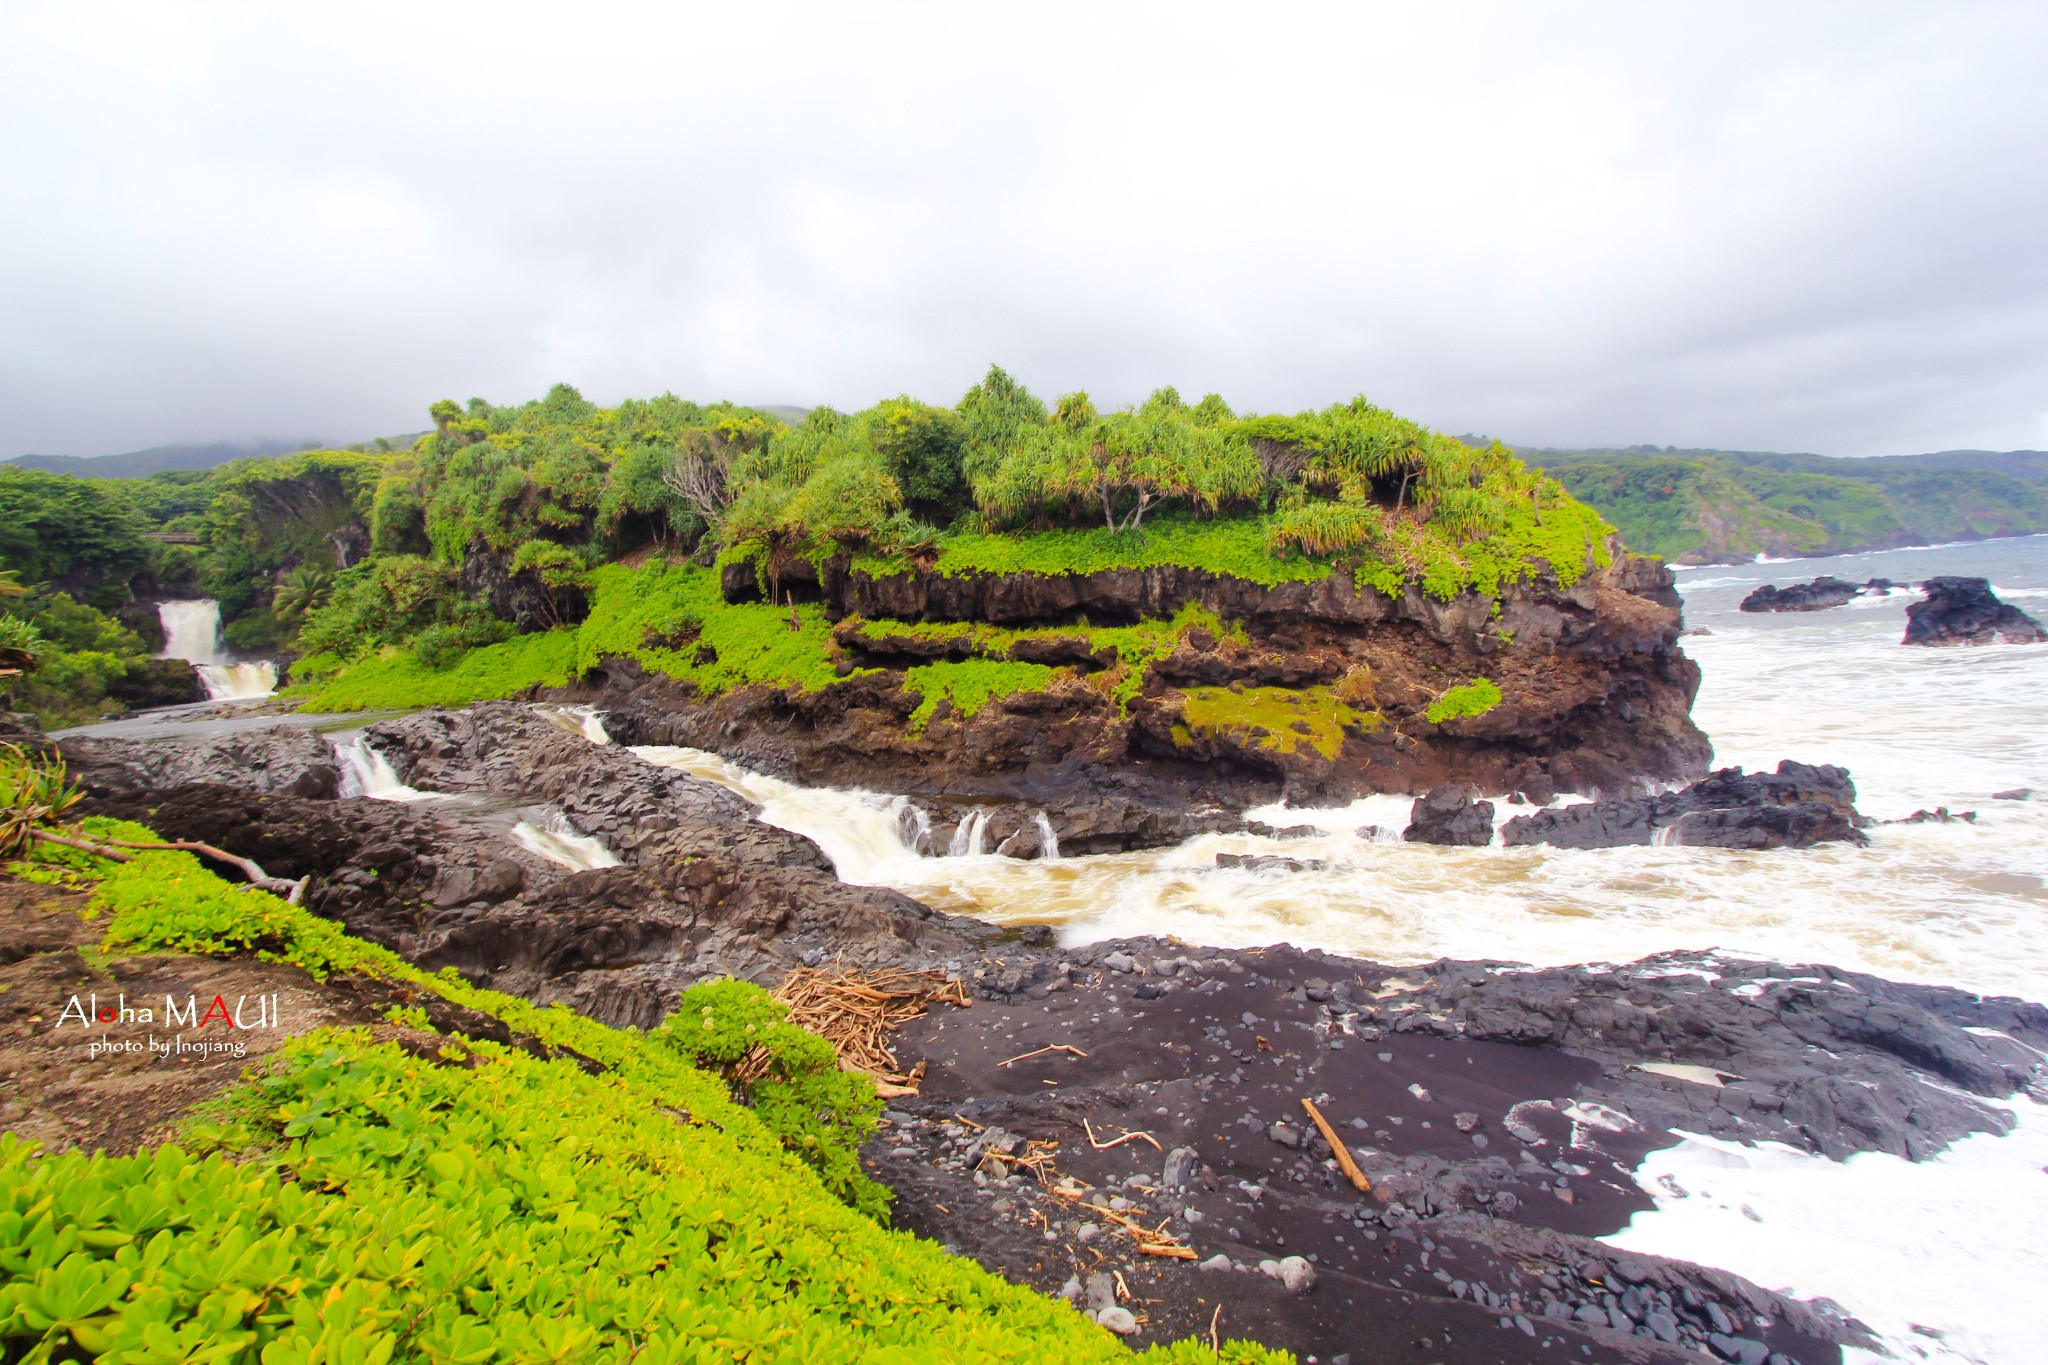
<box><xmin>62</xmin><ymin>721</ymin><xmax>341</xmax><ymax>798</ymax></box>
<box><xmin>1502</xmin><ymin>760</ymin><xmax>1864</xmax><ymax>850</ymax></box>
<box><xmin>1903</xmin><ymin>576</ymin><xmax>2045</xmax><ymax>646</ymax></box>
<box><xmin>558</xmin><ymin>541</ymin><xmax>1710</xmax><ymax>852</ymax></box>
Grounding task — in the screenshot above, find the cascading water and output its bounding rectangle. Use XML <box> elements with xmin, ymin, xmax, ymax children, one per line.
<box><xmin>947</xmin><ymin>809</ymin><xmax>990</xmax><ymax>858</ymax></box>
<box><xmin>334</xmin><ymin>736</ymin><xmax>438</xmax><ymax>802</ymax></box>
<box><xmin>1033</xmin><ymin>810</ymin><xmax>1061</xmax><ymax>859</ymax></box>
<box><xmin>155</xmin><ymin>600</ymin><xmax>277</xmax><ymax>701</ymax></box>
<box><xmin>511</xmin><ymin>812</ymin><xmax>621</xmax><ymax>870</ymax></box>
<box><xmin>544</xmin><ymin>705</ymin><xmax>612</xmax><ymax>745</ymax></box>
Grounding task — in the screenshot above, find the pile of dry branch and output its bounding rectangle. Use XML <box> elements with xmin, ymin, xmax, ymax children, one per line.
<box><xmin>772</xmin><ymin>965</ymin><xmax>970</xmax><ymax>1096</ymax></box>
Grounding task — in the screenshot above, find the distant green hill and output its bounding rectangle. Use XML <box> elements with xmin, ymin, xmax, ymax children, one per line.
<box><xmin>1522</xmin><ymin>444</ymin><xmax>2048</xmax><ymax>563</ymax></box>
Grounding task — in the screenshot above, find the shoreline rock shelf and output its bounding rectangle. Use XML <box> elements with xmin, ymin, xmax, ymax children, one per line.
<box><xmin>1738</xmin><ymin>577</ymin><xmax>1895</xmax><ymax>613</ymax></box>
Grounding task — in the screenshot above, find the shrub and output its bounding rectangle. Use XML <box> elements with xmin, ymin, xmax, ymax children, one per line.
<box><xmin>651</xmin><ymin>979</ymin><xmax>885</xmax><ymax>1217</ymax></box>
<box><xmin>1425</xmin><ymin>676</ymin><xmax>1503</xmax><ymax>724</ymax></box>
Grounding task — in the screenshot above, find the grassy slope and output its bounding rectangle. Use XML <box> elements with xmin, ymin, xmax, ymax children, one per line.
<box><xmin>0</xmin><ymin>846</ymin><xmax>1286</xmax><ymax>1364</ymax></box>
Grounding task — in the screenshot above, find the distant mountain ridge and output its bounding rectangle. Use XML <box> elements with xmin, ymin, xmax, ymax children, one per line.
<box><xmin>7</xmin><ymin>439</ymin><xmax>326</xmax><ymax>480</ymax></box>
<box><xmin>1514</xmin><ymin>443</ymin><xmax>2047</xmax><ymax>564</ymax></box>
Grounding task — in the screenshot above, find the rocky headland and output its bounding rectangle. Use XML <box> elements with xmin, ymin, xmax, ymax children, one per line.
<box><xmin>551</xmin><ymin>540</ymin><xmax>1709</xmax><ymax>858</ymax></box>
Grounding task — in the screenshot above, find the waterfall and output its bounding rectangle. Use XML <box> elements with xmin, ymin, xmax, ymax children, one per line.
<box><xmin>1033</xmin><ymin>810</ymin><xmax>1061</xmax><ymax>860</ymax></box>
<box><xmin>631</xmin><ymin>744</ymin><xmax>933</xmax><ymax>881</ymax></box>
<box><xmin>947</xmin><ymin>809</ymin><xmax>990</xmax><ymax>858</ymax></box>
<box><xmin>1650</xmin><ymin>822</ymin><xmax>1682</xmax><ymax>848</ymax></box>
<box><xmin>334</xmin><ymin>736</ymin><xmax>437</xmax><ymax>802</ymax></box>
<box><xmin>155</xmin><ymin>599</ymin><xmax>277</xmax><ymax>701</ymax></box>
<box><xmin>511</xmin><ymin>812</ymin><xmax>621</xmax><ymax>871</ymax></box>
<box><xmin>899</xmin><ymin>803</ymin><xmax>934</xmax><ymax>855</ymax></box>
<box><xmin>545</xmin><ymin>705</ymin><xmax>612</xmax><ymax>745</ymax></box>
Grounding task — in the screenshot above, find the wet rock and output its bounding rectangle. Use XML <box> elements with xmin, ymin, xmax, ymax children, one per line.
<box><xmin>61</xmin><ymin>723</ymin><xmax>341</xmax><ymax>799</ymax></box>
<box><xmin>1738</xmin><ymin>577</ymin><xmax>1862</xmax><ymax>612</ymax></box>
<box><xmin>1244</xmin><ymin>820</ymin><xmax>1319</xmax><ymax>840</ymax></box>
<box><xmin>1501</xmin><ymin>760</ymin><xmax>1864</xmax><ymax>850</ymax></box>
<box><xmin>1992</xmin><ymin>787</ymin><xmax>2032</xmax><ymax>801</ymax></box>
<box><xmin>1215</xmin><ymin>853</ymin><xmax>1327</xmax><ymax>873</ymax></box>
<box><xmin>1903</xmin><ymin>577</ymin><xmax>2046</xmax><ymax>646</ymax></box>
<box><xmin>105</xmin><ymin>657</ymin><xmax>206</xmax><ymax>709</ymax></box>
<box><xmin>1402</xmin><ymin>785</ymin><xmax>1496</xmax><ymax>846</ymax></box>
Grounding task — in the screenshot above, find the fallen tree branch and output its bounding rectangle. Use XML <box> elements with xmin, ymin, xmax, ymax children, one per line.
<box><xmin>33</xmin><ymin>830</ymin><xmax>308</xmax><ymax>903</ymax></box>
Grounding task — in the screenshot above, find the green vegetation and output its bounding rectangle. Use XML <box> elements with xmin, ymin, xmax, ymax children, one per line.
<box><xmin>1539</xmin><ymin>446</ymin><xmax>2048</xmax><ymax>562</ymax></box>
<box><xmin>903</xmin><ymin>659</ymin><xmax>1058</xmax><ymax>734</ymax></box>
<box><xmin>0</xmin><ymin>828</ymin><xmax>1287</xmax><ymax>1363</ymax></box>
<box><xmin>4</xmin><ymin>372</ymin><xmax>1625</xmax><ymax>728</ymax></box>
<box><xmin>650</xmin><ymin>978</ymin><xmax>884</xmax><ymax>1218</ymax></box>
<box><xmin>1425</xmin><ymin>677</ymin><xmax>1502</xmax><ymax>724</ymax></box>
<box><xmin>1175</xmin><ymin>685</ymin><xmax>1379</xmax><ymax>761</ymax></box>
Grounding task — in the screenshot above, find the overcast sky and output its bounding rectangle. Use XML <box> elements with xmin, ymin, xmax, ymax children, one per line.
<box><xmin>4</xmin><ymin>3</ymin><xmax>2045</xmax><ymax>459</ymax></box>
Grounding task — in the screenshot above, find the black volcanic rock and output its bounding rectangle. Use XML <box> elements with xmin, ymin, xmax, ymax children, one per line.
<box><xmin>1739</xmin><ymin>577</ymin><xmax>1862</xmax><ymax>612</ymax></box>
<box><xmin>1501</xmin><ymin>759</ymin><xmax>1863</xmax><ymax>850</ymax></box>
<box><xmin>1902</xmin><ymin>576</ymin><xmax>2045</xmax><ymax>646</ymax></box>
<box><xmin>1402</xmin><ymin>784</ymin><xmax>1496</xmax><ymax>846</ymax></box>
<box><xmin>60</xmin><ymin>722</ymin><xmax>341</xmax><ymax>798</ymax></box>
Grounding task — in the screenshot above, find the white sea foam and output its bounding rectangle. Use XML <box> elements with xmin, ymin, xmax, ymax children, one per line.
<box><xmin>1606</xmin><ymin>1099</ymin><xmax>2048</xmax><ymax>1365</ymax></box>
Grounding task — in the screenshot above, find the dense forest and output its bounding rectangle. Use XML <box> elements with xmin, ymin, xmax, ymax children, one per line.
<box><xmin>1</xmin><ymin>371</ymin><xmax>1614</xmax><ymax>727</ymax></box>
<box><xmin>1532</xmin><ymin>444</ymin><xmax>2048</xmax><ymax>563</ymax></box>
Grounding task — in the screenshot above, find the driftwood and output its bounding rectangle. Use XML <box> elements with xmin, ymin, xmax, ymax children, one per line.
<box><xmin>771</xmin><ymin>965</ymin><xmax>969</xmax><ymax>1090</ymax></box>
<box><xmin>1300</xmin><ymin>1096</ymin><xmax>1372</xmax><ymax>1194</ymax></box>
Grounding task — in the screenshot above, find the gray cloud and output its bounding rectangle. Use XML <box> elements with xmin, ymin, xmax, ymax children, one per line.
<box><xmin>4</xmin><ymin>2</ymin><xmax>2045</xmax><ymax>458</ymax></box>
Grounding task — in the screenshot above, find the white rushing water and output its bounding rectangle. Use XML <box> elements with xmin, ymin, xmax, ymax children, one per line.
<box><xmin>155</xmin><ymin>599</ymin><xmax>278</xmax><ymax>701</ymax></box>
<box><xmin>333</xmin><ymin>735</ymin><xmax>439</xmax><ymax>802</ymax></box>
<box><xmin>615</xmin><ymin>537</ymin><xmax>2048</xmax><ymax>1006</ymax></box>
<box><xmin>542</xmin><ymin>704</ymin><xmax>612</xmax><ymax>745</ymax></box>
<box><xmin>510</xmin><ymin>811</ymin><xmax>621</xmax><ymax>870</ymax></box>
<box><xmin>1604</xmin><ymin>1097</ymin><xmax>2048</xmax><ymax>1365</ymax></box>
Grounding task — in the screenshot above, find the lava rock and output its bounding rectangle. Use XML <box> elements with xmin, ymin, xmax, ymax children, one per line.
<box><xmin>1903</xmin><ymin>577</ymin><xmax>2046</xmax><ymax>646</ymax></box>
<box><xmin>1402</xmin><ymin>785</ymin><xmax>1496</xmax><ymax>847</ymax></box>
<box><xmin>61</xmin><ymin>722</ymin><xmax>342</xmax><ymax>799</ymax></box>
<box><xmin>1215</xmin><ymin>853</ymin><xmax>1327</xmax><ymax>873</ymax></box>
<box><xmin>1739</xmin><ymin>577</ymin><xmax>1863</xmax><ymax>612</ymax></box>
<box><xmin>1501</xmin><ymin>760</ymin><xmax>1864</xmax><ymax>850</ymax></box>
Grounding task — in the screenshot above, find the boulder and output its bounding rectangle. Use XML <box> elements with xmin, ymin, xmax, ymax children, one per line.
<box><xmin>1402</xmin><ymin>785</ymin><xmax>1496</xmax><ymax>846</ymax></box>
<box><xmin>1903</xmin><ymin>577</ymin><xmax>2045</xmax><ymax>646</ymax></box>
<box><xmin>1738</xmin><ymin>577</ymin><xmax>1863</xmax><ymax>612</ymax></box>
<box><xmin>105</xmin><ymin>658</ymin><xmax>206</xmax><ymax>709</ymax></box>
<box><xmin>1501</xmin><ymin>760</ymin><xmax>1863</xmax><ymax>850</ymax></box>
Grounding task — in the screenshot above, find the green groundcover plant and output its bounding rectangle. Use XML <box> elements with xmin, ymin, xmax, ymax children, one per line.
<box><xmin>0</xmin><ymin>846</ymin><xmax>1292</xmax><ymax>1364</ymax></box>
